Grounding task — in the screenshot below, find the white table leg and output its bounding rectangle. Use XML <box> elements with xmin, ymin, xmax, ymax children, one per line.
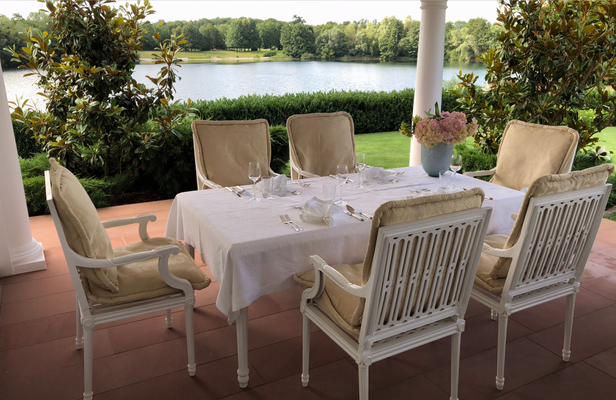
<box><xmin>236</xmin><ymin>307</ymin><xmax>249</xmax><ymax>388</ymax></box>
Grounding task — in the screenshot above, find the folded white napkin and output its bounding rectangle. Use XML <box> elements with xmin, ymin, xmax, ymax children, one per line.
<box><xmin>299</xmin><ymin>197</ymin><xmax>342</xmax><ymax>226</ymax></box>
<box><xmin>364</xmin><ymin>166</ymin><xmax>390</xmax><ymax>181</ymax></box>
<box><xmin>257</xmin><ymin>175</ymin><xmax>289</xmax><ymax>196</ymax></box>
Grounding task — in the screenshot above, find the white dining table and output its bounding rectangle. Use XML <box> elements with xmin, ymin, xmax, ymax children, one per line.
<box><xmin>164</xmin><ymin>166</ymin><xmax>526</xmax><ymax>387</ymax></box>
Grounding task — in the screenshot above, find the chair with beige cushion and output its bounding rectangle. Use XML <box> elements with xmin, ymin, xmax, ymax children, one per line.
<box><xmin>45</xmin><ymin>158</ymin><xmax>211</xmax><ymax>400</ymax></box>
<box><xmin>295</xmin><ymin>189</ymin><xmax>492</xmax><ymax>400</ymax></box>
<box><xmin>465</xmin><ymin>120</ymin><xmax>579</xmax><ymax>190</ymax></box>
<box><xmin>286</xmin><ymin>111</ymin><xmax>356</xmax><ymax>180</ymax></box>
<box><xmin>192</xmin><ymin>119</ymin><xmax>278</xmax><ymax>189</ymax></box>
<box><xmin>472</xmin><ymin>164</ymin><xmax>614</xmax><ymax>390</ymax></box>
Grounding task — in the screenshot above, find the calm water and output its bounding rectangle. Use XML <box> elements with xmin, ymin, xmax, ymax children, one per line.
<box><xmin>2</xmin><ymin>60</ymin><xmax>486</xmax><ymax>107</ymax></box>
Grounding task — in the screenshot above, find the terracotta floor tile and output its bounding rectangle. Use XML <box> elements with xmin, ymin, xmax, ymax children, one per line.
<box><xmin>0</xmin><ymin>247</ymin><xmax>68</xmax><ymax>285</ymax></box>
<box><xmin>587</xmin><ymin>250</ymin><xmax>616</xmax><ymax>271</ymax></box>
<box><xmin>0</xmin><ymin>363</ymin><xmax>84</xmax><ymax>400</ymax></box>
<box><xmin>0</xmin><ymin>311</ymin><xmax>76</xmax><ymax>351</ymax></box>
<box><xmin>597</xmin><ymin>246</ymin><xmax>616</xmax><ymax>259</ymax></box>
<box><xmin>527</xmin><ymin>305</ymin><xmax>616</xmax><ymax>363</ymax></box>
<box><xmin>194</xmin><ymin>280</ymin><xmax>220</xmax><ymax>307</ymax></box>
<box><xmin>92</xmin><ymin>355</ymin><xmax>264</xmax><ymax>400</ymax></box>
<box><xmin>495</xmin><ymin>362</ymin><xmax>616</xmax><ymax>400</ymax></box>
<box><xmin>189</xmin><ymin>325</ymin><xmax>241</xmax><ymax>364</ymax></box>
<box><xmin>247</xmin><ymin>330</ymin><xmax>348</xmax><ymax>384</ymax></box>
<box><xmin>585</xmin><ymin>346</ymin><xmax>616</xmax><ymax>379</ymax></box>
<box><xmin>580</xmin><ymin>260</ymin><xmax>616</xmax><ymax>282</ymax></box>
<box><xmin>583</xmin><ymin>274</ymin><xmax>616</xmax><ymax>301</ymax></box>
<box><xmin>370</xmin><ymin>374</ymin><xmax>450</xmax><ymax>400</ymax></box>
<box><xmin>246</xmin><ymin>294</ymin><xmax>284</xmax><ymax>320</ymax></box>
<box><xmin>425</xmin><ymin>337</ymin><xmax>567</xmax><ymax>400</ymax></box>
<box><xmin>594</xmin><ymin>228</ymin><xmax>616</xmax><ymax>247</ymax></box>
<box><xmin>598</xmin><ymin>218</ymin><xmax>616</xmax><ymax>231</ymax></box>
<box><xmin>0</xmin><ymin>329</ymin><xmax>113</xmax><ymax>382</ymax></box>
<box><xmin>0</xmin><ymin>273</ymin><xmax>74</xmax><ymax>304</ymax></box>
<box><xmin>0</xmin><ymin>290</ymin><xmax>75</xmax><ymax>326</ymax></box>
<box><xmin>466</xmin><ymin>297</ymin><xmax>492</xmax><ymax>318</ymax></box>
<box><xmin>267</xmin><ymin>285</ymin><xmax>305</xmax><ymax>311</ymax></box>
<box><xmin>246</xmin><ymin>309</ymin><xmax>318</xmax><ymax>351</ymax></box>
<box><xmin>509</xmin><ymin>287</ymin><xmax>614</xmax><ymax>332</ymax></box>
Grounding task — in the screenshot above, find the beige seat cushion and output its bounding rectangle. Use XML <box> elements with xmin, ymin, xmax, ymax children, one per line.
<box><xmin>286</xmin><ymin>112</ymin><xmax>356</xmax><ymax>177</ymax></box>
<box><xmin>294</xmin><ymin>188</ymin><xmax>486</xmax><ymax>337</ymax></box>
<box><xmin>192</xmin><ymin>119</ymin><xmax>272</xmax><ymax>189</ymax></box>
<box><xmin>49</xmin><ymin>158</ymin><xmax>119</xmax><ymax>293</ymax></box>
<box><xmin>474</xmin><ymin>235</ymin><xmax>508</xmax><ymax>295</ymax></box>
<box><xmin>491</xmin><ymin>120</ymin><xmax>579</xmax><ymax>190</ymax></box>
<box><xmin>489</xmin><ymin>163</ymin><xmax>615</xmax><ymax>279</ymax></box>
<box><xmin>84</xmin><ymin>237</ymin><xmax>211</xmax><ymax>305</ymax></box>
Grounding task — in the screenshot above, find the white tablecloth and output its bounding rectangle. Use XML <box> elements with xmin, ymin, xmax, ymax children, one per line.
<box><xmin>165</xmin><ymin>166</ymin><xmax>525</xmax><ymax>322</ymax></box>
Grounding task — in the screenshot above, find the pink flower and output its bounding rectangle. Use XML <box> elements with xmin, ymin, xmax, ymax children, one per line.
<box><xmin>412</xmin><ymin>111</ymin><xmax>477</xmax><ymax>147</ymax></box>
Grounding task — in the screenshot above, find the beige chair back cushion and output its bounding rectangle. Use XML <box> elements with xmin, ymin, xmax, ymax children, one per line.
<box><xmin>490</xmin><ymin>163</ymin><xmax>615</xmax><ymax>279</ymax></box>
<box><xmin>295</xmin><ymin>188</ymin><xmax>485</xmax><ymax>336</ymax></box>
<box><xmin>286</xmin><ymin>111</ymin><xmax>356</xmax><ymax>176</ymax></box>
<box><xmin>192</xmin><ymin>119</ymin><xmax>272</xmax><ymax>188</ymax></box>
<box><xmin>49</xmin><ymin>158</ymin><xmax>119</xmax><ymax>293</ymax></box>
<box><xmin>491</xmin><ymin>120</ymin><xmax>579</xmax><ymax>190</ymax></box>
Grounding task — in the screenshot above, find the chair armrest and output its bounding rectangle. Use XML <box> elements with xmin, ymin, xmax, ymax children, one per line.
<box><xmin>196</xmin><ymin>169</ymin><xmax>222</xmax><ymax>189</ymax></box>
<box><xmin>267</xmin><ymin>168</ymin><xmax>280</xmax><ymax>177</ymax></box>
<box><xmin>291</xmin><ymin>160</ymin><xmax>320</xmax><ymax>179</ymax></box>
<box><xmin>72</xmin><ymin>245</ymin><xmax>194</xmax><ymax>295</ymax></box>
<box><xmin>306</xmin><ymin>255</ymin><xmax>369</xmax><ymax>298</ymax></box>
<box><xmin>102</xmin><ymin>214</ymin><xmax>157</xmax><ymax>241</ymax></box>
<box><xmin>464</xmin><ymin>167</ymin><xmax>497</xmax><ymax>178</ymax></box>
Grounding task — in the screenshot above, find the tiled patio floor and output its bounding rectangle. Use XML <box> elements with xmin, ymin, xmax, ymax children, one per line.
<box><xmin>1</xmin><ymin>199</ymin><xmax>616</xmax><ymax>400</ymax></box>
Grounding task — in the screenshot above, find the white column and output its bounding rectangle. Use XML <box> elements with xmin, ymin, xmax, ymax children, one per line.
<box><xmin>410</xmin><ymin>0</ymin><xmax>448</xmax><ymax>166</ymax></box>
<box><xmin>0</xmin><ymin>64</ymin><xmax>45</xmax><ymax>277</ymax></box>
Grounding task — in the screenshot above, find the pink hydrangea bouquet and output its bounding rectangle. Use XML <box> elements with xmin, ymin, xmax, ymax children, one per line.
<box><xmin>400</xmin><ymin>103</ymin><xmax>478</xmax><ymax>147</ymax></box>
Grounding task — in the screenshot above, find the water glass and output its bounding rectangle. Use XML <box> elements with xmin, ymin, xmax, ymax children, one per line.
<box><xmin>450</xmin><ymin>154</ymin><xmax>462</xmax><ymax>189</ymax></box>
<box><xmin>354</xmin><ymin>152</ymin><xmax>366</xmax><ymax>188</ymax></box>
<box><xmin>248</xmin><ymin>161</ymin><xmax>261</xmax><ymax>202</ymax></box>
<box><xmin>439</xmin><ymin>170</ymin><xmax>451</xmax><ymax>189</ymax></box>
<box><xmin>261</xmin><ymin>176</ymin><xmax>274</xmax><ymax>199</ymax></box>
<box><xmin>322</xmin><ymin>183</ymin><xmax>337</xmax><ymax>203</ymax></box>
<box><xmin>335</xmin><ymin>164</ymin><xmax>349</xmax><ymax>205</ymax></box>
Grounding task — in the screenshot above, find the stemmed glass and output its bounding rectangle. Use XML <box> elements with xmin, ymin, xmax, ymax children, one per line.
<box><xmin>248</xmin><ymin>161</ymin><xmax>261</xmax><ymax>201</ymax></box>
<box><xmin>450</xmin><ymin>154</ymin><xmax>462</xmax><ymax>189</ymax></box>
<box><xmin>335</xmin><ymin>164</ymin><xmax>349</xmax><ymax>205</ymax></box>
<box><xmin>354</xmin><ymin>152</ymin><xmax>366</xmax><ymax>188</ymax></box>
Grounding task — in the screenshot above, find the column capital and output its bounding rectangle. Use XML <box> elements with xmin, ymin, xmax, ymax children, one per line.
<box><xmin>421</xmin><ymin>0</ymin><xmax>448</xmax><ymax>10</ymax></box>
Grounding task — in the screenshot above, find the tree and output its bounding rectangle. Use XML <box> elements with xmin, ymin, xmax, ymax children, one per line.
<box><xmin>182</xmin><ymin>23</ymin><xmax>204</xmax><ymax>51</ymax></box>
<box><xmin>378</xmin><ymin>16</ymin><xmax>404</xmax><ymax>59</ymax></box>
<box><xmin>399</xmin><ymin>19</ymin><xmax>420</xmax><ymax>58</ymax></box>
<box><xmin>225</xmin><ymin>17</ymin><xmax>260</xmax><ymax>51</ymax></box>
<box><xmin>280</xmin><ymin>22</ymin><xmax>315</xmax><ymax>58</ymax></box>
<box><xmin>316</xmin><ymin>27</ymin><xmax>349</xmax><ymax>59</ymax></box>
<box><xmin>9</xmin><ymin>0</ymin><xmax>191</xmax><ymax>178</ymax></box>
<box><xmin>257</xmin><ymin>19</ymin><xmax>281</xmax><ymax>49</ymax></box>
<box><xmin>454</xmin><ymin>0</ymin><xmax>616</xmax><ymax>153</ymax></box>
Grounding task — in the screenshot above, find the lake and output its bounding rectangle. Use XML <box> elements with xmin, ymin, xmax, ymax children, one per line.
<box><xmin>2</xmin><ymin>60</ymin><xmax>486</xmax><ymax>107</ymax></box>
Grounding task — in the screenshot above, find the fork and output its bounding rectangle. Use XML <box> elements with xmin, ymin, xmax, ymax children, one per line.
<box><xmin>292</xmin><ymin>180</ymin><xmax>311</xmax><ymax>187</ymax></box>
<box><xmin>283</xmin><ymin>214</ymin><xmax>303</xmax><ymax>231</ymax></box>
<box><xmin>280</xmin><ymin>215</ymin><xmax>299</xmax><ymax>231</ymax></box>
<box><xmin>379</xmin><ymin>179</ymin><xmax>399</xmax><ymax>185</ymax></box>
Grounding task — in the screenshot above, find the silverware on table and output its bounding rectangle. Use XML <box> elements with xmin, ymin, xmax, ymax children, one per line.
<box><xmin>283</xmin><ymin>214</ymin><xmax>303</xmax><ymax>231</ymax></box>
<box><xmin>343</xmin><ymin>209</ymin><xmax>364</xmax><ymax>221</ymax></box>
<box><xmin>234</xmin><ymin>186</ymin><xmax>251</xmax><ymax>197</ymax></box>
<box><xmin>379</xmin><ymin>178</ymin><xmax>399</xmax><ymax>185</ymax></box>
<box><xmin>280</xmin><ymin>214</ymin><xmax>299</xmax><ymax>231</ymax></box>
<box><xmin>346</xmin><ymin>205</ymin><xmax>372</xmax><ymax>220</ymax></box>
<box><xmin>329</xmin><ymin>174</ymin><xmax>354</xmax><ymax>183</ymax></box>
<box><xmin>225</xmin><ymin>187</ymin><xmax>241</xmax><ymax>197</ymax></box>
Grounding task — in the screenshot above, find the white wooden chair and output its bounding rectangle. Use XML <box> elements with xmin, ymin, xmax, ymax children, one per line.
<box><xmin>465</xmin><ymin>120</ymin><xmax>579</xmax><ymax>190</ymax></box>
<box><xmin>472</xmin><ymin>164</ymin><xmax>614</xmax><ymax>390</ymax></box>
<box><xmin>45</xmin><ymin>159</ymin><xmax>211</xmax><ymax>400</ymax></box>
<box><xmin>295</xmin><ymin>189</ymin><xmax>492</xmax><ymax>400</ymax></box>
<box><xmin>286</xmin><ymin>111</ymin><xmax>356</xmax><ymax>180</ymax></box>
<box><xmin>192</xmin><ymin>119</ymin><xmax>278</xmax><ymax>189</ymax></box>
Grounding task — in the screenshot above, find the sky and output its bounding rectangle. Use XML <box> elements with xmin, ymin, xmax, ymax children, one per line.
<box><xmin>0</xmin><ymin>0</ymin><xmax>500</xmax><ymax>24</ymax></box>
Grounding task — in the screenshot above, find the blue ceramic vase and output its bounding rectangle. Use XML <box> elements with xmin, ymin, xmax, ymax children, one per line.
<box><xmin>420</xmin><ymin>143</ymin><xmax>454</xmax><ymax>177</ymax></box>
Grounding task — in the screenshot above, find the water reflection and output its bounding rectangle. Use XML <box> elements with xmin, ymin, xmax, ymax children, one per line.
<box><xmin>3</xmin><ymin>60</ymin><xmax>486</xmax><ymax>106</ymax></box>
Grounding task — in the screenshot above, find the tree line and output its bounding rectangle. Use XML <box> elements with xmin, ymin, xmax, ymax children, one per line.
<box><xmin>1</xmin><ymin>10</ymin><xmax>499</xmax><ymax>68</ymax></box>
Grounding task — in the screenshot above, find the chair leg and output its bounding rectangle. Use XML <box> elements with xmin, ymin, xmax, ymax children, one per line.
<box><xmin>301</xmin><ymin>315</ymin><xmax>311</xmax><ymax>387</ymax></box>
<box><xmin>450</xmin><ymin>332</ymin><xmax>461</xmax><ymax>400</ymax></box>
<box><xmin>76</xmin><ymin>298</ymin><xmax>84</xmax><ymax>349</ymax></box>
<box><xmin>358</xmin><ymin>361</ymin><xmax>369</xmax><ymax>400</ymax></box>
<box><xmin>184</xmin><ymin>305</ymin><xmax>196</xmax><ymax>376</ymax></box>
<box><xmin>496</xmin><ymin>313</ymin><xmax>509</xmax><ymax>390</ymax></box>
<box><xmin>562</xmin><ymin>293</ymin><xmax>577</xmax><ymax>362</ymax></box>
<box><xmin>490</xmin><ymin>309</ymin><xmax>497</xmax><ymax>320</ymax></box>
<box><xmin>166</xmin><ymin>309</ymin><xmax>173</xmax><ymax>328</ymax></box>
<box><xmin>83</xmin><ymin>325</ymin><xmax>94</xmax><ymax>400</ymax></box>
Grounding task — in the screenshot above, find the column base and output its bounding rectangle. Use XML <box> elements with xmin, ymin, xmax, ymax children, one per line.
<box><xmin>7</xmin><ymin>238</ymin><xmax>46</xmax><ymax>275</ymax></box>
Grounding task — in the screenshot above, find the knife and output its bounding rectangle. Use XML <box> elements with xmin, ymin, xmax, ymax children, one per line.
<box><xmin>343</xmin><ymin>210</ymin><xmax>364</xmax><ymax>221</ymax></box>
<box><xmin>225</xmin><ymin>187</ymin><xmax>241</xmax><ymax>197</ymax></box>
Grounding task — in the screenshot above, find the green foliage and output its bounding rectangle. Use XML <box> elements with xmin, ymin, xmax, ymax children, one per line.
<box><xmin>315</xmin><ymin>28</ymin><xmax>349</xmax><ymax>60</ymax></box>
<box><xmin>454</xmin><ymin>141</ymin><xmax>497</xmax><ymax>179</ymax></box>
<box><xmin>8</xmin><ymin>0</ymin><xmax>192</xmax><ymax>181</ymax></box>
<box><xmin>269</xmin><ymin>125</ymin><xmax>290</xmax><ymax>175</ymax></box>
<box><xmin>605</xmin><ymin>211</ymin><xmax>616</xmax><ymax>222</ymax></box>
<box><xmin>262</xmin><ymin>50</ymin><xmax>277</xmax><ymax>57</ymax></box>
<box><xmin>225</xmin><ymin>17</ymin><xmax>260</xmax><ymax>51</ymax></box>
<box><xmin>12</xmin><ymin>119</ymin><xmax>40</xmax><ymax>158</ymax></box>
<box><xmin>257</xmin><ymin>19</ymin><xmax>282</xmax><ymax>50</ymax></box>
<box><xmin>378</xmin><ymin>16</ymin><xmax>404</xmax><ymax>59</ymax></box>
<box><xmin>280</xmin><ymin>23</ymin><xmax>316</xmax><ymax>58</ymax></box>
<box><xmin>453</xmin><ymin>0</ymin><xmax>616</xmax><ymax>153</ymax></box>
<box><xmin>608</xmin><ymin>174</ymin><xmax>616</xmax><ymax>209</ymax></box>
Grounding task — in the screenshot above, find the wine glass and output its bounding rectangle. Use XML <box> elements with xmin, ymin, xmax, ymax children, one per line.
<box><xmin>354</xmin><ymin>152</ymin><xmax>366</xmax><ymax>188</ymax></box>
<box><xmin>335</xmin><ymin>164</ymin><xmax>349</xmax><ymax>205</ymax></box>
<box><xmin>450</xmin><ymin>154</ymin><xmax>462</xmax><ymax>189</ymax></box>
<box><xmin>248</xmin><ymin>161</ymin><xmax>261</xmax><ymax>201</ymax></box>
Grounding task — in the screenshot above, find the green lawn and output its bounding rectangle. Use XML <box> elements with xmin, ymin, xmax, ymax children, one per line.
<box><xmin>138</xmin><ymin>50</ymin><xmax>286</xmax><ymax>60</ymax></box>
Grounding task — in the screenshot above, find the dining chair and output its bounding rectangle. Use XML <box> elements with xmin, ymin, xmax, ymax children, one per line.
<box><xmin>45</xmin><ymin>158</ymin><xmax>211</xmax><ymax>400</ymax></box>
<box><xmin>192</xmin><ymin>119</ymin><xmax>278</xmax><ymax>189</ymax></box>
<box><xmin>295</xmin><ymin>189</ymin><xmax>492</xmax><ymax>400</ymax></box>
<box><xmin>464</xmin><ymin>120</ymin><xmax>579</xmax><ymax>190</ymax></box>
<box><xmin>472</xmin><ymin>163</ymin><xmax>614</xmax><ymax>390</ymax></box>
<box><xmin>286</xmin><ymin>111</ymin><xmax>356</xmax><ymax>180</ymax></box>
